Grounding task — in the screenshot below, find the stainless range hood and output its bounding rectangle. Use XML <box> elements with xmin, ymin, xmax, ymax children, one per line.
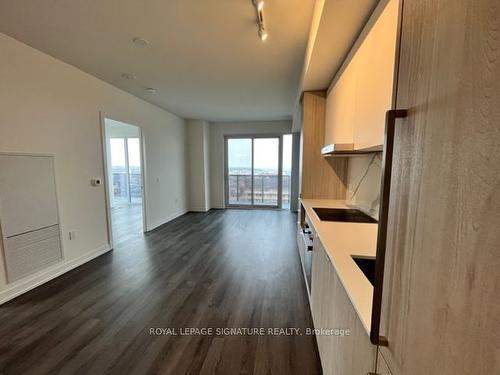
<box><xmin>321</xmin><ymin>143</ymin><xmax>383</xmax><ymax>157</ymax></box>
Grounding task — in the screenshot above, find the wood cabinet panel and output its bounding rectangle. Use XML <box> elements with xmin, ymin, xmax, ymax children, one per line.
<box><xmin>297</xmin><ymin>226</ymin><xmax>305</xmax><ymax>266</ymax></box>
<box><xmin>310</xmin><ymin>239</ymin><xmax>376</xmax><ymax>374</ymax></box>
<box><xmin>300</xmin><ymin>91</ymin><xmax>347</xmax><ymax>200</ymax></box>
<box><xmin>380</xmin><ymin>0</ymin><xmax>500</xmax><ymax>374</ymax></box>
<box><xmin>376</xmin><ymin>350</ymin><xmax>393</xmax><ymax>375</ymax></box>
<box><xmin>310</xmin><ymin>237</ymin><xmax>329</xmax><ymax>372</ymax></box>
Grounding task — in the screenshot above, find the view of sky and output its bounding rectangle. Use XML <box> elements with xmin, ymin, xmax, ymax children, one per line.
<box><xmin>110</xmin><ymin>138</ymin><xmax>141</xmax><ymax>170</ymax></box>
<box><xmin>228</xmin><ymin>135</ymin><xmax>292</xmax><ymax>174</ymax></box>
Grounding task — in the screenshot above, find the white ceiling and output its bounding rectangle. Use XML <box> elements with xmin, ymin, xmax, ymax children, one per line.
<box><xmin>0</xmin><ymin>0</ymin><xmax>315</xmax><ymax>122</ymax></box>
<box><xmin>301</xmin><ymin>0</ymin><xmax>379</xmax><ymax>91</ymax></box>
<box><xmin>105</xmin><ymin>118</ymin><xmax>140</xmax><ymax>138</ymax></box>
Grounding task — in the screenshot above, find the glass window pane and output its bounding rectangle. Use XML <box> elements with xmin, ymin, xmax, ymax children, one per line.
<box><xmin>127</xmin><ymin>138</ymin><xmax>142</xmax><ymax>204</ymax></box>
<box><xmin>227</xmin><ymin>138</ymin><xmax>252</xmax><ymax>205</ymax></box>
<box><xmin>282</xmin><ymin>134</ymin><xmax>292</xmax><ymax>209</ymax></box>
<box><xmin>110</xmin><ymin>138</ymin><xmax>128</xmax><ymax>204</ymax></box>
<box><xmin>253</xmin><ymin>138</ymin><xmax>279</xmax><ymax>206</ymax></box>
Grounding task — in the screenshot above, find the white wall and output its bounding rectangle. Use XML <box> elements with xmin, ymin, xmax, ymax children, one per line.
<box><xmin>0</xmin><ymin>33</ymin><xmax>187</xmax><ymax>303</ymax></box>
<box><xmin>209</xmin><ymin>120</ymin><xmax>292</xmax><ymax>208</ymax></box>
<box><xmin>186</xmin><ymin>119</ymin><xmax>210</xmax><ymax>211</ymax></box>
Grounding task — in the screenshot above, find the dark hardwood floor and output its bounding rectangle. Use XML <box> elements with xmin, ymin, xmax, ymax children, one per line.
<box><xmin>111</xmin><ymin>203</ymin><xmax>144</xmax><ymax>241</ymax></box>
<box><xmin>0</xmin><ymin>208</ymin><xmax>321</xmax><ymax>375</ymax></box>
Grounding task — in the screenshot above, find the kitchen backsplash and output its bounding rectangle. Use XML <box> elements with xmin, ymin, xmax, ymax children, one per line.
<box><xmin>346</xmin><ymin>153</ymin><xmax>382</xmax><ymax>218</ymax></box>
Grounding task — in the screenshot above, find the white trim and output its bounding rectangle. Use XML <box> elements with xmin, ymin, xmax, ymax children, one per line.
<box><xmin>0</xmin><ymin>151</ymin><xmax>55</xmax><ymax>157</ymax></box>
<box><xmin>0</xmin><ymin>244</ymin><xmax>111</xmax><ymax>305</ymax></box>
<box><xmin>138</xmin><ymin>127</ymin><xmax>148</xmax><ymax>232</ymax></box>
<box><xmin>189</xmin><ymin>207</ymin><xmax>210</xmax><ymax>212</ymax></box>
<box><xmin>99</xmin><ymin>113</ymin><xmax>114</xmax><ymax>249</ymax></box>
<box><xmin>147</xmin><ymin>209</ymin><xmax>188</xmax><ymax>231</ymax></box>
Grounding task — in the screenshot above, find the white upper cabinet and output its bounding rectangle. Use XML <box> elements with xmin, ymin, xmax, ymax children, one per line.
<box><xmin>325</xmin><ymin>0</ymin><xmax>400</xmax><ymax>150</ymax></box>
<box><xmin>325</xmin><ymin>55</ymin><xmax>358</xmax><ymax>146</ymax></box>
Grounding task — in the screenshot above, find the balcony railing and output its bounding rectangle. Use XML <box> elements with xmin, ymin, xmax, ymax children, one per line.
<box><xmin>228</xmin><ymin>174</ymin><xmax>291</xmax><ymax>207</ymax></box>
<box><xmin>112</xmin><ymin>172</ymin><xmax>142</xmax><ymax>204</ymax></box>
<box><xmin>111</xmin><ymin>172</ymin><xmax>291</xmax><ymax>207</ymax></box>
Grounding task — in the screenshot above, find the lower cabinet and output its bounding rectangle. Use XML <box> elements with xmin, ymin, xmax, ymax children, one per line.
<box><xmin>376</xmin><ymin>350</ymin><xmax>393</xmax><ymax>375</ymax></box>
<box><xmin>310</xmin><ymin>239</ymin><xmax>376</xmax><ymax>374</ymax></box>
<box><xmin>297</xmin><ymin>225</ymin><xmax>305</xmax><ymax>265</ymax></box>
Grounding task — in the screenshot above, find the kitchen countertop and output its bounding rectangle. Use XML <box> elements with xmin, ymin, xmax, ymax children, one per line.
<box><xmin>300</xmin><ymin>198</ymin><xmax>378</xmax><ymax>335</ymax></box>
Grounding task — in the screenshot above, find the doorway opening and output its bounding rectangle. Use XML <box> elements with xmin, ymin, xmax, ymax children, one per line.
<box><xmin>102</xmin><ymin>118</ymin><xmax>146</xmax><ymax>244</ymax></box>
<box><xmin>225</xmin><ymin>134</ymin><xmax>292</xmax><ymax>209</ymax></box>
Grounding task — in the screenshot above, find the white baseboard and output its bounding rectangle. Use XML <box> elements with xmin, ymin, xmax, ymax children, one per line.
<box><xmin>188</xmin><ymin>207</ymin><xmax>210</xmax><ymax>212</ymax></box>
<box><xmin>0</xmin><ymin>244</ymin><xmax>112</xmax><ymax>305</ymax></box>
<box><xmin>147</xmin><ymin>209</ymin><xmax>188</xmax><ymax>231</ymax></box>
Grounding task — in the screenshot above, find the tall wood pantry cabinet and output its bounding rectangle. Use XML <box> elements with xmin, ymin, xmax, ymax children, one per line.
<box><xmin>376</xmin><ymin>0</ymin><xmax>500</xmax><ymax>374</ymax></box>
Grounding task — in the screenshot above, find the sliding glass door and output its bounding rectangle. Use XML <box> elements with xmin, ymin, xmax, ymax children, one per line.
<box><xmin>225</xmin><ymin>136</ymin><xmax>282</xmax><ymax>208</ymax></box>
<box><xmin>226</xmin><ymin>138</ymin><xmax>253</xmax><ymax>206</ymax></box>
<box><xmin>126</xmin><ymin>138</ymin><xmax>142</xmax><ymax>204</ymax></box>
<box><xmin>253</xmin><ymin>138</ymin><xmax>280</xmax><ymax>206</ymax></box>
<box><xmin>109</xmin><ymin>137</ymin><xmax>142</xmax><ymax>207</ymax></box>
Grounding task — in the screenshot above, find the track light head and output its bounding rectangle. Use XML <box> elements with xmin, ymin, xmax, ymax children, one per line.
<box><xmin>259</xmin><ymin>27</ymin><xmax>268</xmax><ymax>41</ymax></box>
<box><xmin>252</xmin><ymin>0</ymin><xmax>268</xmax><ymax>41</ymax></box>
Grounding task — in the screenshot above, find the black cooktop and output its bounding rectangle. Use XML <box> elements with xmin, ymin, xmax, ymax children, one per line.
<box><xmin>312</xmin><ymin>207</ymin><xmax>378</xmax><ymax>223</ymax></box>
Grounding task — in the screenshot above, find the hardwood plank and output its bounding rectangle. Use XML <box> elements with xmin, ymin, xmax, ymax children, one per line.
<box><xmin>0</xmin><ymin>208</ymin><xmax>321</xmax><ymax>374</ymax></box>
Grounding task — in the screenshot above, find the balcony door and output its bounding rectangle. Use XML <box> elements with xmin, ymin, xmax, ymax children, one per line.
<box><xmin>109</xmin><ymin>137</ymin><xmax>142</xmax><ymax>206</ymax></box>
<box><xmin>225</xmin><ymin>135</ymin><xmax>282</xmax><ymax>208</ymax></box>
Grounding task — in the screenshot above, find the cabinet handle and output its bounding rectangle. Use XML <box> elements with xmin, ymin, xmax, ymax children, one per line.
<box><xmin>370</xmin><ymin>109</ymin><xmax>408</xmax><ymax>347</ymax></box>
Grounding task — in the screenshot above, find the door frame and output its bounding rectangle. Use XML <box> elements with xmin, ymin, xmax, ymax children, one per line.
<box><xmin>224</xmin><ymin>134</ymin><xmax>283</xmax><ymax>209</ymax></box>
<box><xmin>100</xmin><ymin>114</ymin><xmax>148</xmax><ymax>249</ymax></box>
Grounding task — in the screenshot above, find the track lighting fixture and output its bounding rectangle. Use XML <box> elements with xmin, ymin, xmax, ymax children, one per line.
<box><xmin>252</xmin><ymin>0</ymin><xmax>268</xmax><ymax>41</ymax></box>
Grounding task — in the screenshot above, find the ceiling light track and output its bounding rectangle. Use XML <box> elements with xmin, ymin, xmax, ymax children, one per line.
<box><xmin>252</xmin><ymin>0</ymin><xmax>268</xmax><ymax>41</ymax></box>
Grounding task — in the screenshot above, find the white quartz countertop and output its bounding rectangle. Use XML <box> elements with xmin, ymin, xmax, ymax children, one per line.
<box><xmin>301</xmin><ymin>198</ymin><xmax>378</xmax><ymax>335</ymax></box>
